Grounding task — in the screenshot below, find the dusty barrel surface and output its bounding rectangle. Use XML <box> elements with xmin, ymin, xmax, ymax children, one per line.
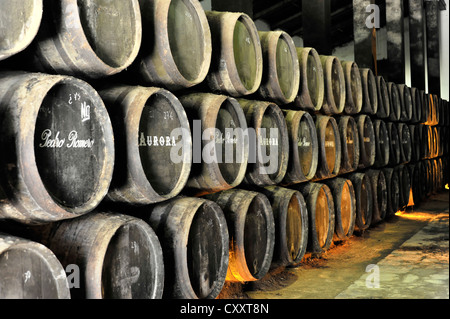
<box><xmin>314</xmin><ymin>115</ymin><xmax>341</xmax><ymax>180</ymax></box>
<box><xmin>341</xmin><ymin>61</ymin><xmax>363</xmax><ymax>115</ymax></box>
<box><xmin>0</xmin><ymin>0</ymin><xmax>43</xmax><ymax>61</ymax></box>
<box><xmin>238</xmin><ymin>99</ymin><xmax>289</xmax><ymax>186</ymax></box>
<box><xmin>349</xmin><ymin>172</ymin><xmax>373</xmax><ymax>231</ymax></box>
<box><xmin>397</xmin><ymin>84</ymin><xmax>413</xmax><ymax>122</ymax></box>
<box><xmin>376</xmin><ymin>75</ymin><xmax>390</xmax><ymax>119</ymax></box>
<box><xmin>99</xmin><ymin>85</ymin><xmax>192</xmax><ymax>205</ymax></box>
<box><xmin>35</xmin><ymin>212</ymin><xmax>164</xmax><ymax>299</ymax></box>
<box><xmin>337</xmin><ymin>115</ymin><xmax>360</xmax><ymax>175</ymax></box>
<box><xmin>388</xmin><ymin>82</ymin><xmax>401</xmax><ymax>121</ymax></box>
<box><xmin>356</xmin><ymin>114</ymin><xmax>376</xmax><ymax>169</ymax></box>
<box><xmin>260</xmin><ymin>186</ymin><xmax>308</xmax><ymax>267</ymax></box>
<box><xmin>146</xmin><ymin>197</ymin><xmax>228</xmax><ymax>299</ymax></box>
<box><xmin>325</xmin><ymin>178</ymin><xmax>356</xmax><ymax>241</ymax></box>
<box><xmin>0</xmin><ymin>72</ymin><xmax>114</xmax><ymax>225</ymax></box>
<box><xmin>383</xmin><ymin>167</ymin><xmax>400</xmax><ymax>217</ymax></box>
<box><xmin>136</xmin><ymin>0</ymin><xmax>211</xmax><ymax>90</ymax></box>
<box><xmin>398</xmin><ymin>123</ymin><xmax>412</xmax><ymax>164</ymax></box>
<box><xmin>366</xmin><ymin>169</ymin><xmax>388</xmax><ymax>224</ymax></box>
<box><xmin>297</xmin><ymin>183</ymin><xmax>335</xmax><ymax>254</ymax></box>
<box><xmin>205</xmin><ymin>11</ymin><xmax>263</xmax><ymax>97</ymax></box>
<box><xmin>29</xmin><ymin>0</ymin><xmax>142</xmax><ymax>79</ymax></box>
<box><xmin>205</xmin><ymin>189</ymin><xmax>275</xmax><ymax>282</ymax></box>
<box><xmin>387</xmin><ymin>121</ymin><xmax>401</xmax><ymax>166</ymax></box>
<box><xmin>281</xmin><ymin>110</ymin><xmax>319</xmax><ymax>185</ymax></box>
<box><xmin>292</xmin><ymin>47</ymin><xmax>324</xmax><ymax>112</ymax></box>
<box><xmin>360</xmin><ymin>68</ymin><xmax>378</xmax><ymax>115</ymax></box>
<box><xmin>179</xmin><ymin>93</ymin><xmax>248</xmax><ymax>196</ymax></box>
<box><xmin>319</xmin><ymin>55</ymin><xmax>346</xmax><ymax>115</ymax></box>
<box><xmin>373</xmin><ymin>119</ymin><xmax>390</xmax><ymax>168</ymax></box>
<box><xmin>257</xmin><ymin>31</ymin><xmax>300</xmax><ymax>104</ymax></box>
<box><xmin>0</xmin><ymin>233</ymin><xmax>70</xmax><ymax>299</ymax></box>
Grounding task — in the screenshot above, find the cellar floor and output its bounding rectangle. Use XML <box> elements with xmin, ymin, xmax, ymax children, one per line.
<box><xmin>219</xmin><ymin>190</ymin><xmax>449</xmax><ymax>299</ymax></box>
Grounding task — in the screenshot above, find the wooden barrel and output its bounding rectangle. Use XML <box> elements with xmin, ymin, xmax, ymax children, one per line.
<box><xmin>424</xmin><ymin>159</ymin><xmax>434</xmax><ymax>196</ymax></box>
<box><xmin>0</xmin><ymin>233</ymin><xmax>70</xmax><ymax>299</ymax></box>
<box><xmin>33</xmin><ymin>212</ymin><xmax>165</xmax><ymax>299</ymax></box>
<box><xmin>281</xmin><ymin>110</ymin><xmax>319</xmax><ymax>185</ymax></box>
<box><xmin>256</xmin><ymin>31</ymin><xmax>300</xmax><ymax>105</ymax></box>
<box><xmin>0</xmin><ymin>0</ymin><xmax>42</xmax><ymax>61</ymax></box>
<box><xmin>408</xmin><ymin>163</ymin><xmax>421</xmax><ymax>206</ymax></box>
<box><xmin>418</xmin><ymin>124</ymin><xmax>430</xmax><ymax>159</ymax></box>
<box><xmin>98</xmin><ymin>85</ymin><xmax>192</xmax><ymax>205</ymax></box>
<box><xmin>297</xmin><ymin>183</ymin><xmax>335</xmax><ymax>254</ymax></box>
<box><xmin>260</xmin><ymin>186</ymin><xmax>308</xmax><ymax>267</ymax></box>
<box><xmin>420</xmin><ymin>90</ymin><xmax>429</xmax><ymax>124</ymax></box>
<box><xmin>430</xmin><ymin>126</ymin><xmax>439</xmax><ymax>158</ymax></box>
<box><xmin>418</xmin><ymin>160</ymin><xmax>428</xmax><ymax>202</ymax></box>
<box><xmin>238</xmin><ymin>99</ymin><xmax>289</xmax><ymax>186</ymax></box>
<box><xmin>292</xmin><ymin>47</ymin><xmax>324</xmax><ymax>112</ymax></box>
<box><xmin>387</xmin><ymin>122</ymin><xmax>401</xmax><ymax>166</ymax></box>
<box><xmin>388</xmin><ymin>82</ymin><xmax>401</xmax><ymax>121</ymax></box>
<box><xmin>337</xmin><ymin>115</ymin><xmax>360</xmax><ymax>175</ymax></box>
<box><xmin>205</xmin><ymin>11</ymin><xmax>263</xmax><ymax>97</ymax></box>
<box><xmin>360</xmin><ymin>68</ymin><xmax>378</xmax><ymax>115</ymax></box>
<box><xmin>395</xmin><ymin>164</ymin><xmax>411</xmax><ymax>209</ymax></box>
<box><xmin>408</xmin><ymin>124</ymin><xmax>421</xmax><ymax>163</ymax></box>
<box><xmin>319</xmin><ymin>55</ymin><xmax>346</xmax><ymax>114</ymax></box>
<box><xmin>349</xmin><ymin>172</ymin><xmax>373</xmax><ymax>231</ymax></box>
<box><xmin>178</xmin><ymin>93</ymin><xmax>248</xmax><ymax>196</ymax></box>
<box><xmin>27</xmin><ymin>0</ymin><xmax>141</xmax><ymax>79</ymax></box>
<box><xmin>410</xmin><ymin>87</ymin><xmax>422</xmax><ymax>124</ymax></box>
<box><xmin>383</xmin><ymin>168</ymin><xmax>400</xmax><ymax>217</ymax></box>
<box><xmin>0</xmin><ymin>72</ymin><xmax>114</xmax><ymax>225</ymax></box>
<box><xmin>146</xmin><ymin>197</ymin><xmax>228</xmax><ymax>299</ymax></box>
<box><xmin>373</xmin><ymin>119</ymin><xmax>390</xmax><ymax>168</ymax></box>
<box><xmin>398</xmin><ymin>123</ymin><xmax>412</xmax><ymax>164</ymax></box>
<box><xmin>341</xmin><ymin>61</ymin><xmax>363</xmax><ymax>115</ymax></box>
<box><xmin>397</xmin><ymin>84</ymin><xmax>413</xmax><ymax>122</ymax></box>
<box><xmin>366</xmin><ymin>169</ymin><xmax>388</xmax><ymax>224</ymax></box>
<box><xmin>205</xmin><ymin>189</ymin><xmax>275</xmax><ymax>282</ymax></box>
<box><xmin>135</xmin><ymin>0</ymin><xmax>211</xmax><ymax>90</ymax></box>
<box><xmin>356</xmin><ymin>114</ymin><xmax>376</xmax><ymax>169</ymax></box>
<box><xmin>376</xmin><ymin>75</ymin><xmax>390</xmax><ymax>119</ymax></box>
<box><xmin>426</xmin><ymin>94</ymin><xmax>438</xmax><ymax>125</ymax></box>
<box><xmin>325</xmin><ymin>178</ymin><xmax>356</xmax><ymax>241</ymax></box>
<box><xmin>313</xmin><ymin>115</ymin><xmax>341</xmax><ymax>180</ymax></box>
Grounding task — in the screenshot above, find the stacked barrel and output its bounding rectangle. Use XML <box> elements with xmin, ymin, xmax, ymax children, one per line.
<box><xmin>0</xmin><ymin>0</ymin><xmax>448</xmax><ymax>299</ymax></box>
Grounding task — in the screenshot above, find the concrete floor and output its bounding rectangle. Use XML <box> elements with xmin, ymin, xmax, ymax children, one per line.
<box><xmin>223</xmin><ymin>190</ymin><xmax>449</xmax><ymax>299</ymax></box>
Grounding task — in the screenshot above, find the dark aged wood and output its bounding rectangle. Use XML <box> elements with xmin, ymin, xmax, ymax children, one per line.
<box><xmin>376</xmin><ymin>76</ymin><xmax>390</xmax><ymax>119</ymax></box>
<box><xmin>292</xmin><ymin>47</ymin><xmax>325</xmax><ymax>112</ymax></box>
<box><xmin>0</xmin><ymin>0</ymin><xmax>42</xmax><ymax>61</ymax></box>
<box><xmin>281</xmin><ymin>110</ymin><xmax>319</xmax><ymax>185</ymax></box>
<box><xmin>410</xmin><ymin>87</ymin><xmax>422</xmax><ymax>124</ymax></box>
<box><xmin>99</xmin><ymin>85</ymin><xmax>192</xmax><ymax>205</ymax></box>
<box><xmin>397</xmin><ymin>84</ymin><xmax>413</xmax><ymax>122</ymax></box>
<box><xmin>408</xmin><ymin>163</ymin><xmax>421</xmax><ymax>206</ymax></box>
<box><xmin>145</xmin><ymin>197</ymin><xmax>229</xmax><ymax>299</ymax></box>
<box><xmin>325</xmin><ymin>178</ymin><xmax>356</xmax><ymax>241</ymax></box>
<box><xmin>259</xmin><ymin>186</ymin><xmax>308</xmax><ymax>267</ymax></box>
<box><xmin>205</xmin><ymin>189</ymin><xmax>275</xmax><ymax>282</ymax></box>
<box><xmin>136</xmin><ymin>0</ymin><xmax>211</xmax><ymax>90</ymax></box>
<box><xmin>388</xmin><ymin>82</ymin><xmax>401</xmax><ymax>121</ymax></box>
<box><xmin>0</xmin><ymin>233</ymin><xmax>70</xmax><ymax>299</ymax></box>
<box><xmin>360</xmin><ymin>68</ymin><xmax>378</xmax><ymax>115</ymax></box>
<box><xmin>395</xmin><ymin>164</ymin><xmax>411</xmax><ymax>209</ymax></box>
<box><xmin>387</xmin><ymin>121</ymin><xmax>401</xmax><ymax>166</ymax></box>
<box><xmin>420</xmin><ymin>90</ymin><xmax>429</xmax><ymax>124</ymax></box>
<box><xmin>341</xmin><ymin>61</ymin><xmax>363</xmax><ymax>115</ymax></box>
<box><xmin>296</xmin><ymin>182</ymin><xmax>335</xmax><ymax>254</ymax></box>
<box><xmin>337</xmin><ymin>115</ymin><xmax>360</xmax><ymax>175</ymax></box>
<box><xmin>349</xmin><ymin>172</ymin><xmax>373</xmax><ymax>232</ymax></box>
<box><xmin>178</xmin><ymin>93</ymin><xmax>248</xmax><ymax>196</ymax></box>
<box><xmin>238</xmin><ymin>99</ymin><xmax>289</xmax><ymax>186</ymax></box>
<box><xmin>319</xmin><ymin>55</ymin><xmax>346</xmax><ymax>115</ymax></box>
<box><xmin>366</xmin><ymin>169</ymin><xmax>388</xmax><ymax>225</ymax></box>
<box><xmin>356</xmin><ymin>114</ymin><xmax>376</xmax><ymax>169</ymax></box>
<box><xmin>383</xmin><ymin>167</ymin><xmax>400</xmax><ymax>217</ymax></box>
<box><xmin>205</xmin><ymin>11</ymin><xmax>263</xmax><ymax>97</ymax></box>
<box><xmin>28</xmin><ymin>0</ymin><xmax>141</xmax><ymax>79</ymax></box>
<box><xmin>373</xmin><ymin>119</ymin><xmax>390</xmax><ymax>168</ymax></box>
<box><xmin>313</xmin><ymin>115</ymin><xmax>342</xmax><ymax>181</ymax></box>
<box><xmin>408</xmin><ymin>124</ymin><xmax>421</xmax><ymax>163</ymax></box>
<box><xmin>0</xmin><ymin>72</ymin><xmax>114</xmax><ymax>225</ymax></box>
<box><xmin>256</xmin><ymin>31</ymin><xmax>300</xmax><ymax>105</ymax></box>
<box><xmin>35</xmin><ymin>212</ymin><xmax>164</xmax><ymax>299</ymax></box>
<box><xmin>398</xmin><ymin>123</ymin><xmax>412</xmax><ymax>164</ymax></box>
